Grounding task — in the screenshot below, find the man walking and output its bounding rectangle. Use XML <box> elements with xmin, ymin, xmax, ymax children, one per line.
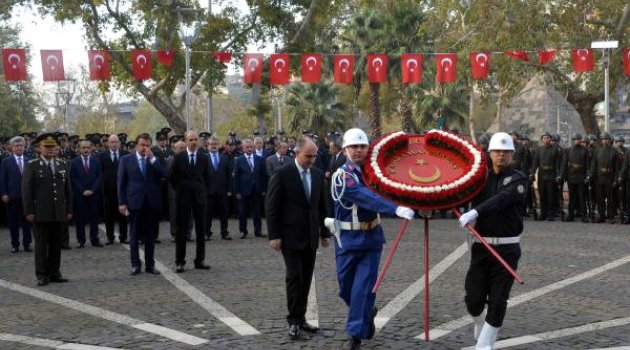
<box><xmin>266</xmin><ymin>136</ymin><xmax>331</xmax><ymax>340</ymax></box>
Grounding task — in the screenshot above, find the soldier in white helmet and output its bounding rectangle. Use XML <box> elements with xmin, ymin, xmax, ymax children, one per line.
<box><xmin>458</xmin><ymin>132</ymin><xmax>528</xmax><ymax>349</ymax></box>
<box><xmin>329</xmin><ymin>128</ymin><xmax>415</xmax><ymax>350</ymax></box>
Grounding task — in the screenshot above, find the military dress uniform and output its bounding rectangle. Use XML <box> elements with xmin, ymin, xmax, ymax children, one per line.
<box><xmin>613</xmin><ymin>140</ymin><xmax>627</xmax><ymax>221</ymax></box>
<box><xmin>588</xmin><ymin>138</ymin><xmax>617</xmax><ymax>223</ymax></box>
<box><xmin>331</xmin><ymin>162</ymin><xmax>399</xmax><ymax>342</ymax></box>
<box><xmin>22</xmin><ymin>143</ymin><xmax>73</xmax><ymax>285</ymax></box>
<box><xmin>560</xmin><ymin>138</ymin><xmax>589</xmax><ymax>221</ymax></box>
<box><xmin>531</xmin><ymin>142</ymin><xmax>561</xmax><ymax>220</ymax></box>
<box><xmin>618</xmin><ymin>146</ymin><xmax>630</xmax><ymax>224</ymax></box>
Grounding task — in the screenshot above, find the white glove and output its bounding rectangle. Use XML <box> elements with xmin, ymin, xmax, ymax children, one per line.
<box><xmin>325</xmin><ymin>218</ymin><xmax>342</xmax><ymax>248</ymax></box>
<box><xmin>459</xmin><ymin>209</ymin><xmax>478</xmax><ymax>228</ymax></box>
<box><xmin>395</xmin><ymin>206</ymin><xmax>415</xmax><ymax>220</ymax></box>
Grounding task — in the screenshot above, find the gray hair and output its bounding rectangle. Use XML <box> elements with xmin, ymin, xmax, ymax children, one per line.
<box><xmin>9</xmin><ymin>136</ymin><xmax>25</xmax><ymax>145</ymax></box>
<box><xmin>294</xmin><ymin>136</ymin><xmax>317</xmax><ymax>151</ymax></box>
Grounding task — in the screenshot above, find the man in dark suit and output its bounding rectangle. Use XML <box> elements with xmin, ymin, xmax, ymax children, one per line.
<box><xmin>169</xmin><ymin>131</ymin><xmax>211</xmax><ymax>273</ymax></box>
<box><xmin>326</xmin><ymin>138</ymin><xmax>347</xmax><ymax>217</ymax></box>
<box><xmin>70</xmin><ymin>140</ymin><xmax>103</xmax><ymax>248</ymax></box>
<box><xmin>118</xmin><ymin>133</ymin><xmax>166</xmax><ymax>275</ymax></box>
<box><xmin>22</xmin><ymin>133</ymin><xmax>73</xmax><ymax>286</ymax></box>
<box><xmin>0</xmin><ymin>136</ymin><xmax>32</xmax><ymax>253</ymax></box>
<box><xmin>267</xmin><ymin>136</ymin><xmax>331</xmax><ymax>340</ymax></box>
<box><xmin>254</xmin><ymin>136</ymin><xmax>271</xmax><ymax>159</ymax></box>
<box><xmin>99</xmin><ymin>135</ymin><xmax>129</xmax><ymax>244</ymax></box>
<box><xmin>206</xmin><ymin>136</ymin><xmax>233</xmax><ymax>240</ymax></box>
<box><xmin>266</xmin><ymin>140</ymin><xmax>292</xmax><ymax>177</ymax></box>
<box><xmin>234</xmin><ymin>138</ymin><xmax>268</xmax><ymax>239</ymax></box>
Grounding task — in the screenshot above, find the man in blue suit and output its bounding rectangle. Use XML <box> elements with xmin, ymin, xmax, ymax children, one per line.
<box><xmin>70</xmin><ymin>140</ymin><xmax>103</xmax><ymax>248</ymax></box>
<box><xmin>234</xmin><ymin>138</ymin><xmax>268</xmax><ymax>239</ymax></box>
<box><xmin>0</xmin><ymin>136</ymin><xmax>32</xmax><ymax>253</ymax></box>
<box><xmin>118</xmin><ymin>133</ymin><xmax>166</xmax><ymax>275</ymax></box>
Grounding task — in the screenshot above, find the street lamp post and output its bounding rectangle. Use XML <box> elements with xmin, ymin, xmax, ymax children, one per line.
<box><xmin>175</xmin><ymin>7</ymin><xmax>204</xmax><ymax>131</ymax></box>
<box><xmin>592</xmin><ymin>40</ymin><xmax>619</xmax><ymax>133</ymax></box>
<box><xmin>55</xmin><ymin>79</ymin><xmax>76</xmax><ymax>132</ymax></box>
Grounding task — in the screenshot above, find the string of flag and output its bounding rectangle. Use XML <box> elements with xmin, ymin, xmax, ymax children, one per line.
<box><xmin>2</xmin><ymin>47</ymin><xmax>630</xmax><ymax>84</ymax></box>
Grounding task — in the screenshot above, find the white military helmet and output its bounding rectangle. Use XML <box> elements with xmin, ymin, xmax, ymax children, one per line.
<box><xmin>342</xmin><ymin>128</ymin><xmax>369</xmax><ymax>148</ymax></box>
<box><xmin>488</xmin><ymin>132</ymin><xmax>515</xmax><ymax>151</ymax></box>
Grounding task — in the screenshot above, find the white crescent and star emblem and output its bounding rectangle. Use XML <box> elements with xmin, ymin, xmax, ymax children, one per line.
<box><xmin>577</xmin><ymin>49</ymin><xmax>589</xmax><ymax>61</ymax></box>
<box><xmin>274</xmin><ymin>58</ymin><xmax>286</xmax><ymax>72</ymax></box>
<box><xmin>503</xmin><ymin>176</ymin><xmax>512</xmax><ymax>186</ymax></box>
<box><xmin>476</xmin><ymin>53</ymin><xmax>488</xmax><ymax>68</ymax></box>
<box><xmin>305</xmin><ymin>56</ymin><xmax>318</xmax><ymax>71</ymax></box>
<box><xmin>136</xmin><ymin>54</ymin><xmax>147</xmax><ymax>68</ymax></box>
<box><xmin>93</xmin><ymin>54</ymin><xmax>105</xmax><ymax>69</ymax></box>
<box><xmin>440</xmin><ymin>57</ymin><xmax>453</xmax><ymax>72</ymax></box>
<box><xmin>46</xmin><ymin>55</ymin><xmax>59</xmax><ymax>70</ymax></box>
<box><xmin>406</xmin><ymin>58</ymin><xmax>418</xmax><ymax>72</ymax></box>
<box><xmin>372</xmin><ymin>57</ymin><xmax>383</xmax><ymax>72</ymax></box>
<box><xmin>8</xmin><ymin>53</ymin><xmax>20</xmax><ymax>69</ymax></box>
<box><xmin>248</xmin><ymin>57</ymin><xmax>259</xmax><ymax>72</ymax></box>
<box><xmin>339</xmin><ymin>58</ymin><xmax>350</xmax><ymax>73</ymax></box>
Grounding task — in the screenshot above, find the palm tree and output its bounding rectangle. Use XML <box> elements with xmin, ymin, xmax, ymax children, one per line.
<box><xmin>284</xmin><ymin>80</ymin><xmax>350</xmax><ymax>137</ymax></box>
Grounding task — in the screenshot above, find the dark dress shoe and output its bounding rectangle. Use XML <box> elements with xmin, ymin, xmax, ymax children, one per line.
<box><xmin>105</xmin><ymin>240</ymin><xmax>115</xmax><ymax>245</ymax></box>
<box><xmin>37</xmin><ymin>278</ymin><xmax>49</xmax><ymax>286</ymax></box>
<box><xmin>61</xmin><ymin>244</ymin><xmax>71</xmax><ymax>250</ymax></box>
<box><xmin>194</xmin><ymin>262</ymin><xmax>211</xmax><ymax>270</ymax></box>
<box><xmin>92</xmin><ymin>242</ymin><xmax>104</xmax><ymax>247</ymax></box>
<box><xmin>367</xmin><ymin>307</ymin><xmax>378</xmax><ymax>339</ymax></box>
<box><xmin>120</xmin><ymin>239</ymin><xmax>129</xmax><ymax>244</ymax></box>
<box><xmin>155</xmin><ymin>239</ymin><xmax>161</xmax><ymax>244</ymax></box>
<box><xmin>299</xmin><ymin>321</ymin><xmax>319</xmax><ymax>333</ymax></box>
<box><xmin>288</xmin><ymin>324</ymin><xmax>300</xmax><ymax>339</ymax></box>
<box><xmin>222</xmin><ymin>235</ymin><xmax>233</xmax><ymax>241</ymax></box>
<box><xmin>77</xmin><ymin>242</ymin><xmax>85</xmax><ymax>248</ymax></box>
<box><xmin>49</xmin><ymin>276</ymin><xmax>68</xmax><ymax>283</ymax></box>
<box><xmin>186</xmin><ymin>237</ymin><xmax>194</xmax><ymax>242</ymax></box>
<box><xmin>11</xmin><ymin>247</ymin><xmax>18</xmax><ymax>253</ymax></box>
<box><xmin>145</xmin><ymin>267</ymin><xmax>160</xmax><ymax>274</ymax></box>
<box><xmin>547</xmin><ymin>217</ymin><xmax>555</xmax><ymax>222</ymax></box>
<box><xmin>240</xmin><ymin>232</ymin><xmax>247</xmax><ymax>239</ymax></box>
<box><xmin>565</xmin><ymin>216</ymin><xmax>574</xmax><ymax>222</ymax></box>
<box><xmin>347</xmin><ymin>337</ymin><xmax>361</xmax><ymax>350</ymax></box>
<box><xmin>175</xmin><ymin>264</ymin><xmax>185</xmax><ymax>273</ymax></box>
<box><xmin>254</xmin><ymin>233</ymin><xmax>267</xmax><ymax>238</ymax></box>
<box><xmin>130</xmin><ymin>267</ymin><xmax>141</xmax><ymax>275</ymax></box>
<box><xmin>23</xmin><ymin>246</ymin><xmax>32</xmax><ymax>252</ymax></box>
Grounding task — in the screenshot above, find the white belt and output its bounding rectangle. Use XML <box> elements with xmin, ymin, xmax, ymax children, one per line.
<box><xmin>338</xmin><ymin>217</ymin><xmax>381</xmax><ymax>230</ymax></box>
<box><xmin>473</xmin><ymin>236</ymin><xmax>520</xmax><ymax>245</ymax></box>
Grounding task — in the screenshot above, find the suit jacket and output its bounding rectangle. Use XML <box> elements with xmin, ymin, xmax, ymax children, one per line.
<box><xmin>207</xmin><ymin>152</ymin><xmax>233</xmax><ymax>195</ymax></box>
<box><xmin>266</xmin><ymin>162</ymin><xmax>331</xmax><ymax>250</ymax></box>
<box><xmin>0</xmin><ymin>155</ymin><xmax>30</xmax><ymax>200</ymax></box>
<box><xmin>70</xmin><ymin>155</ymin><xmax>103</xmax><ymax>200</ymax></box>
<box><xmin>254</xmin><ymin>149</ymin><xmax>271</xmax><ymax>159</ymax></box>
<box><xmin>328</xmin><ymin>151</ymin><xmax>346</xmax><ymax>175</ymax></box>
<box><xmin>22</xmin><ymin>157</ymin><xmax>73</xmax><ymax>222</ymax></box>
<box><xmin>266</xmin><ymin>153</ymin><xmax>293</xmax><ymax>177</ymax></box>
<box><xmin>169</xmin><ymin>150</ymin><xmax>211</xmax><ymax>204</ymax></box>
<box><xmin>118</xmin><ymin>152</ymin><xmax>167</xmax><ymax>210</ymax></box>
<box><xmin>234</xmin><ymin>153</ymin><xmax>267</xmax><ymax>196</ymax></box>
<box><xmin>98</xmin><ymin>149</ymin><xmax>128</xmax><ymax>197</ymax></box>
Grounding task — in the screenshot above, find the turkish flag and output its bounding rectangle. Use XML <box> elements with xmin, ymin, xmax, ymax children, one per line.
<box><xmin>469</xmin><ymin>52</ymin><xmax>491</xmax><ymax>80</ymax></box>
<box><xmin>334</xmin><ymin>54</ymin><xmax>354</xmax><ymax>84</ymax></box>
<box><xmin>436</xmin><ymin>53</ymin><xmax>457</xmax><ymax>83</ymax></box>
<box><xmin>401</xmin><ymin>53</ymin><xmax>423</xmax><ymax>84</ymax></box>
<box><xmin>367</xmin><ymin>54</ymin><xmax>388</xmax><ymax>83</ymax></box>
<box><xmin>2</xmin><ymin>48</ymin><xmax>27</xmax><ymax>81</ymax></box>
<box><xmin>538</xmin><ymin>50</ymin><xmax>555</xmax><ymax>65</ymax></box>
<box><xmin>270</xmin><ymin>53</ymin><xmax>290</xmax><ymax>85</ymax></box>
<box><xmin>504</xmin><ymin>50</ymin><xmax>530</xmax><ymax>61</ymax></box>
<box><xmin>132</xmin><ymin>49</ymin><xmax>152</xmax><ymax>80</ymax></box>
<box><xmin>623</xmin><ymin>48</ymin><xmax>630</xmax><ymax>76</ymax></box>
<box><xmin>572</xmin><ymin>49</ymin><xmax>594</xmax><ymax>72</ymax></box>
<box><xmin>157</xmin><ymin>50</ymin><xmax>175</xmax><ymax>67</ymax></box>
<box><xmin>40</xmin><ymin>50</ymin><xmax>65</xmax><ymax>81</ymax></box>
<box><xmin>212</xmin><ymin>51</ymin><xmax>232</xmax><ymax>64</ymax></box>
<box><xmin>243</xmin><ymin>53</ymin><xmax>263</xmax><ymax>83</ymax></box>
<box><xmin>301</xmin><ymin>54</ymin><xmax>322</xmax><ymax>83</ymax></box>
<box><xmin>87</xmin><ymin>50</ymin><xmax>110</xmax><ymax>81</ymax></box>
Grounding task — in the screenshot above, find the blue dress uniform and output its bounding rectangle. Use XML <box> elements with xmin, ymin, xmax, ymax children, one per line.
<box><xmin>332</xmin><ymin>161</ymin><xmax>398</xmax><ymax>340</ymax></box>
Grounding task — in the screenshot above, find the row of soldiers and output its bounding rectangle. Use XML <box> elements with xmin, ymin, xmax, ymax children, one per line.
<box><xmin>479</xmin><ymin>130</ymin><xmax>630</xmax><ymax>224</ymax></box>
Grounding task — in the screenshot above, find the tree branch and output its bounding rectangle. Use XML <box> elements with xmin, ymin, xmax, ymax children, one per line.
<box><xmin>104</xmin><ymin>0</ymin><xmax>141</xmax><ymax>48</ymax></box>
<box><xmin>289</xmin><ymin>0</ymin><xmax>319</xmax><ymax>45</ymax></box>
<box><xmin>615</xmin><ymin>2</ymin><xmax>630</xmax><ymax>39</ymax></box>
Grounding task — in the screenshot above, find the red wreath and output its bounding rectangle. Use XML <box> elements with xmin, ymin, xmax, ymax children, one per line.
<box><xmin>363</xmin><ymin>130</ymin><xmax>487</xmax><ymax>210</ymax></box>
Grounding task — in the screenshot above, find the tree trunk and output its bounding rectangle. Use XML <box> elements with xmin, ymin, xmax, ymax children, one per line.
<box><xmin>399</xmin><ymin>83</ymin><xmax>414</xmax><ymax>133</ymax></box>
<box><xmin>251</xmin><ymin>83</ymin><xmax>267</xmax><ymax>134</ymax></box>
<box><xmin>369</xmin><ymin>82</ymin><xmax>381</xmax><ymax>137</ymax></box>
<box><xmin>568</xmin><ymin>93</ymin><xmax>600</xmax><ymax>134</ymax></box>
<box><xmin>468</xmin><ymin>88</ymin><xmax>477</xmax><ymax>143</ymax></box>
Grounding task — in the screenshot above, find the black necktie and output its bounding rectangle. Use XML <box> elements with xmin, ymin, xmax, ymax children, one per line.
<box><xmin>190</xmin><ymin>153</ymin><xmax>195</xmax><ymax>167</ymax></box>
<box><xmin>113</xmin><ymin>152</ymin><xmax>118</xmax><ymax>163</ymax></box>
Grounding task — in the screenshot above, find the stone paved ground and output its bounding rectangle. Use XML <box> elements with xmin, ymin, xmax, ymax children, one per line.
<box><xmin>0</xmin><ymin>216</ymin><xmax>629</xmax><ymax>349</ymax></box>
